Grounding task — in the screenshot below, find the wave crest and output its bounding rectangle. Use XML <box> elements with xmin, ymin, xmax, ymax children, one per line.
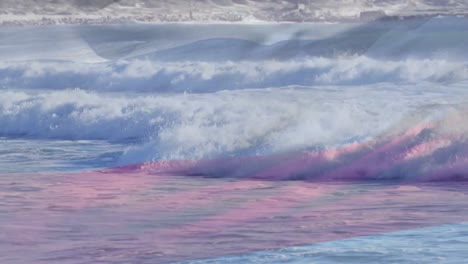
<box><xmin>1</xmin><ymin>57</ymin><xmax>467</xmax><ymax>92</ymax></box>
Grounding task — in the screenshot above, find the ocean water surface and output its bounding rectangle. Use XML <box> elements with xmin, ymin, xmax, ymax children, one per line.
<box><xmin>1</xmin><ymin>17</ymin><xmax>468</xmax><ymax>263</ymax></box>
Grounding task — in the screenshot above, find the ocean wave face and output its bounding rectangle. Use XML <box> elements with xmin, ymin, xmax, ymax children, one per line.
<box><xmin>1</xmin><ymin>17</ymin><xmax>468</xmax><ymax>181</ymax></box>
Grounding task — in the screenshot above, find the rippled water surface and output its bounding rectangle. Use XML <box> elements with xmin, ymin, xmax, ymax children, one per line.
<box><xmin>1</xmin><ymin>171</ymin><xmax>468</xmax><ymax>263</ymax></box>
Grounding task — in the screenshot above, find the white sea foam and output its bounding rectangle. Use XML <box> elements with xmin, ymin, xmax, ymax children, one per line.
<box><xmin>1</xmin><ymin>18</ymin><xmax>468</xmax><ymax>170</ymax></box>
<box><xmin>1</xmin><ymin>83</ymin><xmax>466</xmax><ymax>164</ymax></box>
<box><xmin>1</xmin><ymin>57</ymin><xmax>467</xmax><ymax>92</ymax></box>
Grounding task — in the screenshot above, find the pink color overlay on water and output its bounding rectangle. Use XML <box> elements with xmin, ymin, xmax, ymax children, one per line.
<box><xmin>1</xmin><ymin>120</ymin><xmax>468</xmax><ymax>263</ymax></box>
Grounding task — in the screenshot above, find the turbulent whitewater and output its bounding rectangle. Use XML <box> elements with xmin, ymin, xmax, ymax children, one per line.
<box><xmin>1</xmin><ymin>17</ymin><xmax>468</xmax><ymax>181</ymax></box>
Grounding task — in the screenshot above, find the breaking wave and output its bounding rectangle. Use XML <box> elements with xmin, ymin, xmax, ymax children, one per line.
<box><xmin>1</xmin><ymin>83</ymin><xmax>467</xmax><ymax>159</ymax></box>
<box><xmin>111</xmin><ymin>124</ymin><xmax>468</xmax><ymax>182</ymax></box>
<box><xmin>2</xmin><ymin>17</ymin><xmax>468</xmax><ymax>180</ymax></box>
<box><xmin>1</xmin><ymin>57</ymin><xmax>467</xmax><ymax>92</ymax></box>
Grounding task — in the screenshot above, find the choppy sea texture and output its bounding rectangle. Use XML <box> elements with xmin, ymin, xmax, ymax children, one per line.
<box><xmin>1</xmin><ymin>16</ymin><xmax>468</xmax><ymax>263</ymax></box>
